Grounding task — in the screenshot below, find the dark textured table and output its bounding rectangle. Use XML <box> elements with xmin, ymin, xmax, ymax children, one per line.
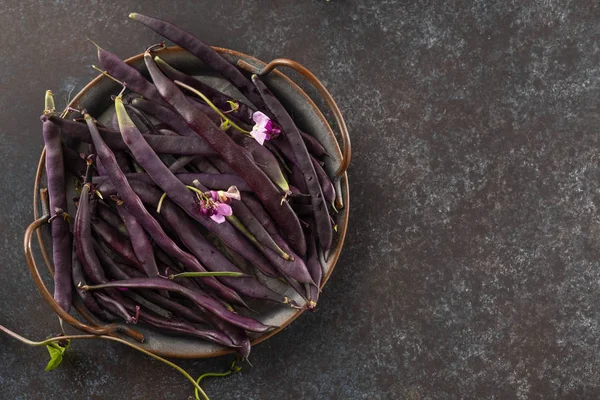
<box><xmin>2</xmin><ymin>1</ymin><xmax>600</xmax><ymax>399</ymax></box>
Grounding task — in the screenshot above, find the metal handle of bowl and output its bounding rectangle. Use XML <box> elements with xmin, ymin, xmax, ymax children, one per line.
<box><xmin>237</xmin><ymin>58</ymin><xmax>351</xmax><ymax>178</ymax></box>
<box><xmin>24</xmin><ymin>197</ymin><xmax>144</xmax><ymax>342</ymax></box>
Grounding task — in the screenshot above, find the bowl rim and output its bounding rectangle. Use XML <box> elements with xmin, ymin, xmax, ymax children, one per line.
<box><xmin>32</xmin><ymin>46</ymin><xmax>350</xmax><ymax>358</ymax></box>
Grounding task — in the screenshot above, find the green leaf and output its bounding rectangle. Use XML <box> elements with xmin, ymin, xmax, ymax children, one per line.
<box><xmin>44</xmin><ymin>339</ymin><xmax>70</xmax><ymax>372</ymax></box>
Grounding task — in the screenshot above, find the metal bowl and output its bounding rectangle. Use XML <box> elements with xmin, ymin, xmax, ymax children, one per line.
<box><xmin>26</xmin><ymin>46</ymin><xmax>350</xmax><ymax>358</ymax></box>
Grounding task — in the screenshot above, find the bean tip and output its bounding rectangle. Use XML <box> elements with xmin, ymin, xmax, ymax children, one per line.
<box><xmin>44</xmin><ymin>90</ymin><xmax>56</xmax><ymax>113</ymax></box>
<box><xmin>284</xmin><ymin>297</ymin><xmax>301</xmax><ymax>309</ymax></box>
<box><xmin>128</xmin><ymin>12</ymin><xmax>138</xmax><ymax>20</ymax></box>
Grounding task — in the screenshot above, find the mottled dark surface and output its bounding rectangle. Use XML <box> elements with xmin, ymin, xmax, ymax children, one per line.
<box><xmin>2</xmin><ymin>0</ymin><xmax>600</xmax><ymax>399</ymax></box>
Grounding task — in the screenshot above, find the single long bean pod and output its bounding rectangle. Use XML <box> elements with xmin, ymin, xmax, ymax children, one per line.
<box><xmin>53</xmin><ymin>116</ymin><xmax>217</xmax><ymax>156</ymax></box>
<box><xmin>115</xmin><ymin>200</ymin><xmax>161</xmax><ymax>278</ymax></box>
<box><xmin>85</xmin><ymin>112</ymin><xmax>246</xmax><ymax>308</ymax></box>
<box><xmin>83</xmin><ymin>278</ymin><xmax>274</xmax><ymax>333</ymax></box>
<box><xmin>93</xmin><ymin>172</ymin><xmax>252</xmax><ymax>192</ymax></box>
<box><xmin>304</xmin><ymin>225</ymin><xmax>322</xmax><ymax>309</ymax></box>
<box><xmin>116</xmin><ymin>94</ymin><xmax>284</xmax><ymax>281</ymax></box>
<box><xmin>92</xmin><ymin>41</ymin><xmax>169</xmax><ymax>107</ymax></box>
<box><xmin>41</xmin><ymin>92</ymin><xmax>72</xmax><ymax>312</ymax></box>
<box><xmin>311</xmin><ymin>156</ymin><xmax>336</xmax><ymax>207</ymax></box>
<box><xmin>129</xmin><ymin>13</ymin><xmax>266</xmax><ymax>110</ymax></box>
<box><xmin>252</xmin><ymin>75</ymin><xmax>332</xmax><ymax>252</ymax></box>
<box><xmin>74</xmin><ymin>166</ymin><xmax>110</xmax><ymax>285</ymax></box>
<box><xmin>144</xmin><ymin>53</ymin><xmax>306</xmax><ymax>256</ymax></box>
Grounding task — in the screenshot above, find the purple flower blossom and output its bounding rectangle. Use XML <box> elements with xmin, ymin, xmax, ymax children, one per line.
<box><xmin>250</xmin><ymin>111</ymin><xmax>281</xmax><ymax>145</ymax></box>
<box><xmin>210</xmin><ymin>202</ymin><xmax>233</xmax><ymax>224</ymax></box>
<box><xmin>199</xmin><ymin>187</ymin><xmax>240</xmax><ymax>224</ymax></box>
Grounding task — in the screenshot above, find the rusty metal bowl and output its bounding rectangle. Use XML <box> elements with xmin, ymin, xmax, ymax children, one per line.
<box><xmin>26</xmin><ymin>46</ymin><xmax>350</xmax><ymax>358</ymax></box>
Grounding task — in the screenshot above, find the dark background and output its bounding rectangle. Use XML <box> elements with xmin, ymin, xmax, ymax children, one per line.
<box><xmin>2</xmin><ymin>0</ymin><xmax>600</xmax><ymax>399</ymax></box>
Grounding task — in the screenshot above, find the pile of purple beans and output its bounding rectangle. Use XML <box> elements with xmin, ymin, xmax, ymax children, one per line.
<box><xmin>40</xmin><ymin>13</ymin><xmax>339</xmax><ymax>358</ymax></box>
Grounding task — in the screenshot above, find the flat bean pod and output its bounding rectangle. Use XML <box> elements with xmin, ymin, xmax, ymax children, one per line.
<box><xmin>41</xmin><ymin>95</ymin><xmax>72</xmax><ymax>312</ymax></box>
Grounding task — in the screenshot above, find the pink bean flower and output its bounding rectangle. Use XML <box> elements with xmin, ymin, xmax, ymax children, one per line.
<box><xmin>199</xmin><ymin>186</ymin><xmax>241</xmax><ymax>224</ymax></box>
<box><xmin>250</xmin><ymin>111</ymin><xmax>281</xmax><ymax>145</ymax></box>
